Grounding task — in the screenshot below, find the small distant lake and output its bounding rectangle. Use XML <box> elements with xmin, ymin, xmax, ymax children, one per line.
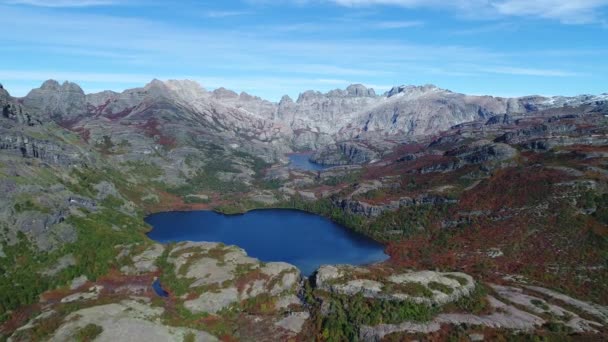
<box><xmin>146</xmin><ymin>209</ymin><xmax>387</xmax><ymax>276</ymax></box>
<box><xmin>287</xmin><ymin>152</ymin><xmax>329</xmax><ymax>171</ymax></box>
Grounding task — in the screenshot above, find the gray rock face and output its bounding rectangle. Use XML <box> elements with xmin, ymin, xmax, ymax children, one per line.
<box><xmin>486</xmin><ymin>114</ymin><xmax>513</xmax><ymax>125</ymax></box>
<box><xmin>0</xmin><ymin>133</ymin><xmax>82</xmax><ymax>166</ymax></box>
<box><xmin>359</xmin><ymin>296</ymin><xmax>545</xmax><ymax>342</ymax></box>
<box><xmin>48</xmin><ymin>300</ymin><xmax>218</xmax><ymax>342</ymax></box>
<box><xmin>168</xmin><ymin>242</ymin><xmax>302</xmax><ymax>315</ymax></box>
<box><xmin>491</xmin><ymin>284</ymin><xmax>603</xmax><ymax>333</ymax></box>
<box><xmin>120</xmin><ymin>244</ymin><xmax>165</xmax><ymax>275</ymax></box>
<box><xmin>347</xmin><ymin>84</ymin><xmax>377</xmax><ymax>97</ymax></box>
<box><xmin>23</xmin><ymin>80</ymin><xmax>86</xmax><ymax>122</ymax></box>
<box><xmin>311</xmin><ymin>141</ymin><xmax>379</xmax><ymax>166</ymax></box>
<box><xmin>446</xmin><ymin>141</ymin><xmax>518</xmax><ymax>165</ymax></box>
<box><xmin>1</xmin><ymin>87</ymin><xmax>47</xmax><ymax>127</ymax></box>
<box><xmin>184</xmin><ymin>287</ymin><xmax>239</xmax><ymax>314</ymax></box>
<box><xmin>316</xmin><ymin>266</ymin><xmax>475</xmax><ymax>306</ymax></box>
<box><xmin>335</xmin><ymin>194</ymin><xmax>457</xmax><ymax>218</ymax></box>
<box><xmin>275</xmin><ymin>312</ymin><xmax>310</xmax><ymax>334</ymax></box>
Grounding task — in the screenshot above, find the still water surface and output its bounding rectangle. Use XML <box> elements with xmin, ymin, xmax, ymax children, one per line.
<box><xmin>146</xmin><ymin>209</ymin><xmax>387</xmax><ymax>276</ymax></box>
<box><xmin>287</xmin><ymin>152</ymin><xmax>328</xmax><ymax>171</ymax></box>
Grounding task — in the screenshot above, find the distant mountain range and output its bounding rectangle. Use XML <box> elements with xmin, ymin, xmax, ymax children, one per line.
<box><xmin>9</xmin><ymin>79</ymin><xmax>607</xmax><ymax>151</ymax></box>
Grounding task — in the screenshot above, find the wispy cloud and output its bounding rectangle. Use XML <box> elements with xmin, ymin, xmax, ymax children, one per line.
<box><xmin>4</xmin><ymin>0</ymin><xmax>120</xmax><ymax>7</ymax></box>
<box><xmin>479</xmin><ymin>66</ymin><xmax>585</xmax><ymax>77</ymax></box>
<box><xmin>324</xmin><ymin>0</ymin><xmax>608</xmax><ymax>24</ymax></box>
<box><xmin>493</xmin><ymin>0</ymin><xmax>608</xmax><ymax>24</ymax></box>
<box><xmin>204</xmin><ymin>10</ymin><xmax>250</xmax><ymax>18</ymax></box>
<box><xmin>448</xmin><ymin>22</ymin><xmax>518</xmax><ymax>36</ymax></box>
<box><xmin>0</xmin><ymin>1</ymin><xmax>603</xmax><ymax>99</ymax></box>
<box><xmin>373</xmin><ymin>20</ymin><xmax>423</xmax><ymax>29</ymax></box>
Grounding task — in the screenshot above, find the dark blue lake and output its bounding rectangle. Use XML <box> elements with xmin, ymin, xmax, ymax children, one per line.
<box><xmin>287</xmin><ymin>153</ymin><xmax>329</xmax><ymax>171</ymax></box>
<box><xmin>145</xmin><ymin>209</ymin><xmax>387</xmax><ymax>276</ymax></box>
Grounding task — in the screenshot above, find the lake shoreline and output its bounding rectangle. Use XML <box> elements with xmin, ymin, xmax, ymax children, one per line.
<box><xmin>145</xmin><ymin>208</ymin><xmax>389</xmax><ymax>276</ymax></box>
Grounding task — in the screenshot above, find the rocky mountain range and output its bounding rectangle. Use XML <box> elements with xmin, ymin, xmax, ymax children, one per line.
<box><xmin>13</xmin><ymin>79</ymin><xmax>608</xmax><ymax>152</ymax></box>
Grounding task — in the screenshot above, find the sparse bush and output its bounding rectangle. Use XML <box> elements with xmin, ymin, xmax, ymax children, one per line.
<box><xmin>75</xmin><ymin>323</ymin><xmax>103</xmax><ymax>341</ymax></box>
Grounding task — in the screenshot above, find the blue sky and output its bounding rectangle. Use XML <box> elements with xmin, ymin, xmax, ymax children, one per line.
<box><xmin>0</xmin><ymin>0</ymin><xmax>607</xmax><ymax>100</ymax></box>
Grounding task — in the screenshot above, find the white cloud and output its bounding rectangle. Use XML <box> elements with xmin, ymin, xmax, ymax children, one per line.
<box><xmin>0</xmin><ymin>2</ymin><xmax>601</xmax><ymax>99</ymax></box>
<box><xmin>325</xmin><ymin>0</ymin><xmax>608</xmax><ymax>24</ymax></box>
<box><xmin>494</xmin><ymin>0</ymin><xmax>608</xmax><ymax>24</ymax></box>
<box><xmin>479</xmin><ymin>66</ymin><xmax>585</xmax><ymax>77</ymax></box>
<box><xmin>4</xmin><ymin>0</ymin><xmax>119</xmax><ymax>7</ymax></box>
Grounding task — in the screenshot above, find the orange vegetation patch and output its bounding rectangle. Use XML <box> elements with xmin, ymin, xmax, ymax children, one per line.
<box><xmin>137</xmin><ymin>118</ymin><xmax>177</xmax><ymax>149</ymax></box>
<box><xmin>0</xmin><ymin>304</ymin><xmax>40</xmax><ymax>335</ymax></box>
<box><xmin>40</xmin><ymin>287</ymin><xmax>77</xmax><ymax>303</ymax></box>
<box><xmin>457</xmin><ymin>166</ymin><xmax>572</xmax><ymax>212</ymax></box>
<box><xmin>105</xmin><ymin>106</ymin><xmax>135</xmax><ymax>120</ymax></box>
<box><xmin>145</xmin><ymin>190</ymin><xmax>215</xmax><ymax>213</ymax></box>
<box><xmin>387</xmin><ymin>203</ymin><xmax>607</xmax><ymax>304</ymax></box>
<box><xmin>363</xmin><ymin>154</ymin><xmax>457</xmax><ymax>182</ymax></box>
<box><xmin>235</xmin><ymin>269</ymin><xmax>269</xmax><ymax>293</ymax></box>
<box><xmin>72</xmin><ymin>127</ymin><xmax>91</xmax><ymax>143</ymax></box>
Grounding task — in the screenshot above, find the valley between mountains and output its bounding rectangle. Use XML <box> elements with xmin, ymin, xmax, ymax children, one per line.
<box><xmin>1</xmin><ymin>79</ymin><xmax>607</xmax><ymax>341</ymax></box>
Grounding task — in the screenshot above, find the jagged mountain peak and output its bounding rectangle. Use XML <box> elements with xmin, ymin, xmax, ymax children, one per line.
<box><xmin>36</xmin><ymin>79</ymin><xmax>84</xmax><ymax>95</ymax></box>
<box><xmin>346</xmin><ymin>84</ymin><xmax>376</xmax><ymax>97</ymax></box>
<box><xmin>163</xmin><ymin>79</ymin><xmax>207</xmax><ymax>102</ymax></box>
<box><xmin>280</xmin><ymin>95</ymin><xmax>294</xmax><ymax>104</ymax></box>
<box><xmin>385</xmin><ymin>84</ymin><xmax>445</xmax><ymax>98</ymax></box>
<box><xmin>40</xmin><ymin>79</ymin><xmax>61</xmax><ymax>90</ymax></box>
<box><xmin>296</xmin><ymin>84</ymin><xmax>377</xmax><ymax>103</ymax></box>
<box><xmin>212</xmin><ymin>87</ymin><xmax>239</xmax><ymax>99</ymax></box>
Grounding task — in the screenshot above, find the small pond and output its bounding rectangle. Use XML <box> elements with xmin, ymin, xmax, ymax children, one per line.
<box><xmin>287</xmin><ymin>152</ymin><xmax>329</xmax><ymax>172</ymax></box>
<box><xmin>146</xmin><ymin>209</ymin><xmax>387</xmax><ymax>276</ymax></box>
<box><xmin>152</xmin><ymin>279</ymin><xmax>169</xmax><ymax>297</ymax></box>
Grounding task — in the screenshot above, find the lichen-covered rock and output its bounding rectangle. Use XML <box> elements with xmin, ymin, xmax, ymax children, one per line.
<box><xmin>491</xmin><ymin>284</ymin><xmax>602</xmax><ymax>333</ymax></box>
<box><xmin>316</xmin><ymin>266</ymin><xmax>475</xmax><ymax>306</ymax></box>
<box><xmin>311</xmin><ymin>142</ymin><xmax>379</xmax><ymax>166</ymax></box>
<box><xmin>359</xmin><ymin>296</ymin><xmax>546</xmax><ymax>341</ymax></box>
<box><xmin>275</xmin><ymin>312</ymin><xmax>310</xmax><ymax>334</ymax></box>
<box><xmin>168</xmin><ymin>242</ymin><xmax>302</xmax><ymax>315</ymax></box>
<box><xmin>47</xmin><ymin>300</ymin><xmax>217</xmax><ymax>342</ymax></box>
<box><xmin>121</xmin><ymin>244</ymin><xmax>165</xmax><ymax>275</ymax></box>
<box><xmin>184</xmin><ymin>287</ymin><xmax>240</xmax><ymax>314</ymax></box>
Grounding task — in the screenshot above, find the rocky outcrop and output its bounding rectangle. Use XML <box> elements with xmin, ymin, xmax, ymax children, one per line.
<box><xmin>495</xmin><ymin>123</ymin><xmax>578</xmax><ymax>145</ymax></box>
<box><xmin>359</xmin><ymin>296</ymin><xmax>545</xmax><ymax>341</ymax></box>
<box><xmin>167</xmin><ymin>242</ymin><xmax>303</xmax><ymax>315</ymax></box>
<box><xmin>359</xmin><ymin>284</ymin><xmax>608</xmax><ymax>341</ymax></box>
<box><xmin>491</xmin><ymin>284</ymin><xmax>603</xmax><ymax>333</ymax></box>
<box><xmin>485</xmin><ymin>113</ymin><xmax>513</xmax><ymax>125</ymax></box>
<box><xmin>47</xmin><ymin>300</ymin><xmax>218</xmax><ymax>342</ymax></box>
<box><xmin>0</xmin><ymin>132</ymin><xmax>83</xmax><ymax>166</ymax></box>
<box><xmin>311</xmin><ymin>141</ymin><xmax>379</xmax><ymax>166</ymax></box>
<box><xmin>120</xmin><ymin>244</ymin><xmax>165</xmax><ymax>275</ymax></box>
<box><xmin>415</xmin><ymin>142</ymin><xmax>518</xmax><ymax>174</ymax></box>
<box><xmin>445</xmin><ymin>141</ymin><xmax>518</xmax><ymax>165</ymax></box>
<box><xmin>22</xmin><ymin>80</ymin><xmax>87</xmax><ymax>122</ymax></box>
<box><xmin>316</xmin><ymin>265</ymin><xmax>475</xmax><ymax>306</ymax></box>
<box><xmin>335</xmin><ymin>194</ymin><xmax>458</xmax><ymax>218</ymax></box>
<box><xmin>520</xmin><ymin>136</ymin><xmax>608</xmax><ymax>151</ymax></box>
